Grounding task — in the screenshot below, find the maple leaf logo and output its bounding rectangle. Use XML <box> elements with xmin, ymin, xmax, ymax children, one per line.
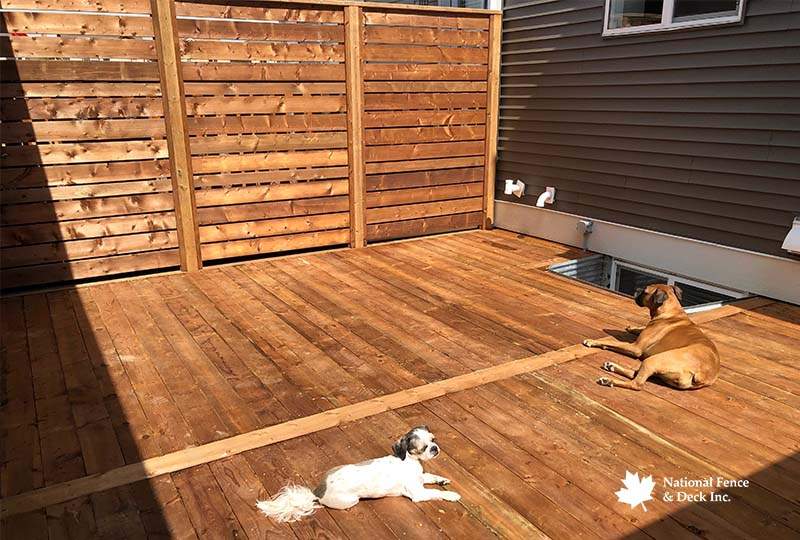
<box><xmin>615</xmin><ymin>471</ymin><xmax>655</xmax><ymax>511</ymax></box>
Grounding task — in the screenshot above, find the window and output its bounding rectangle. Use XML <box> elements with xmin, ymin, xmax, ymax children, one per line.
<box><xmin>608</xmin><ymin>260</ymin><xmax>743</xmax><ymax>310</ymax></box>
<box><xmin>603</xmin><ymin>0</ymin><xmax>745</xmax><ymax>36</ymax></box>
<box><xmin>549</xmin><ymin>256</ymin><xmax>748</xmax><ymax>312</ymax></box>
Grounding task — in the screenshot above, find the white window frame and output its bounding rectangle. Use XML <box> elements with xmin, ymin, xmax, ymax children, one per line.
<box><xmin>602</xmin><ymin>0</ymin><xmax>746</xmax><ymax>37</ymax></box>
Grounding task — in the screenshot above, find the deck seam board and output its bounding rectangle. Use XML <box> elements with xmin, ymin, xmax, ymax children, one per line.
<box><xmin>0</xmin><ymin>293</ymin><xmax>769</xmax><ymax>520</ymax></box>
<box><xmin>0</xmin><ymin>345</ymin><xmax>593</xmax><ymax>518</ymax></box>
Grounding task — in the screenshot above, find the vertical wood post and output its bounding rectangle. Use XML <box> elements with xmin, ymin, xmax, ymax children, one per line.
<box><xmin>150</xmin><ymin>0</ymin><xmax>202</xmax><ymax>271</ymax></box>
<box><xmin>344</xmin><ymin>4</ymin><xmax>366</xmax><ymax>248</ymax></box>
<box><xmin>482</xmin><ymin>12</ymin><xmax>502</xmax><ymax>229</ymax></box>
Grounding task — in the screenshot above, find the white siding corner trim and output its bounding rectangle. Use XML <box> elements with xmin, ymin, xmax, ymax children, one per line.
<box><xmin>495</xmin><ymin>200</ymin><xmax>800</xmax><ymax>305</ymax></box>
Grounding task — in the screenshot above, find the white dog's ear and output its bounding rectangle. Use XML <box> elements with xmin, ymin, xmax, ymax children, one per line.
<box><xmin>392</xmin><ymin>437</ymin><xmax>408</xmax><ymax>460</ymax></box>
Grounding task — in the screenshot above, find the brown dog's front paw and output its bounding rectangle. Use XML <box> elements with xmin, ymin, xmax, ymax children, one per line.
<box><xmin>583</xmin><ymin>339</ymin><xmax>597</xmax><ymax>348</ymax></box>
<box><xmin>597</xmin><ymin>377</ymin><xmax>614</xmax><ymax>387</ymax></box>
<box><xmin>602</xmin><ymin>361</ymin><xmax>615</xmax><ymax>373</ymax></box>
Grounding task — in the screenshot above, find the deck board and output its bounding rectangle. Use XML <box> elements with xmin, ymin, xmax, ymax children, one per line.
<box><xmin>1</xmin><ymin>229</ymin><xmax>798</xmax><ymax>539</ymax></box>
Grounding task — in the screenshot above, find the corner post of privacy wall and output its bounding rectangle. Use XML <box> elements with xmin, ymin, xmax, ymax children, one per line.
<box><xmin>150</xmin><ymin>0</ymin><xmax>202</xmax><ymax>271</ymax></box>
<box><xmin>344</xmin><ymin>4</ymin><xmax>367</xmax><ymax>248</ymax></box>
<box><xmin>482</xmin><ymin>12</ymin><xmax>502</xmax><ymax>229</ymax></box>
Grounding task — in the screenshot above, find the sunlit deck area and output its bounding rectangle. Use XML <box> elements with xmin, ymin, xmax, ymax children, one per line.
<box><xmin>2</xmin><ymin>230</ymin><xmax>798</xmax><ymax>539</ymax></box>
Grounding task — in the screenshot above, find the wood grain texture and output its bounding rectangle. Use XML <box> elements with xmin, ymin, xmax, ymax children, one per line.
<box><xmin>0</xmin><ymin>344</ymin><xmax>593</xmax><ymax>518</ymax></box>
<box><xmin>150</xmin><ymin>0</ymin><xmax>200</xmax><ymax>272</ymax></box>
<box><xmin>1</xmin><ymin>0</ymin><xmax>496</xmax><ymax>285</ymax></box>
<box><xmin>483</xmin><ymin>13</ymin><xmax>502</xmax><ymax>228</ymax></box>
<box><xmin>345</xmin><ymin>5</ymin><xmax>366</xmax><ymax>248</ymax></box>
<box><xmin>1</xmin><ymin>230</ymin><xmax>792</xmax><ymax>540</ymax></box>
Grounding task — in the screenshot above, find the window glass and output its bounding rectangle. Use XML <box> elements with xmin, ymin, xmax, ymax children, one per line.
<box><xmin>615</xmin><ymin>267</ymin><xmax>667</xmax><ymax>296</ymax></box>
<box><xmin>673</xmin><ymin>0</ymin><xmax>739</xmax><ymax>21</ymax></box>
<box><xmin>674</xmin><ymin>282</ymin><xmax>735</xmax><ymax>307</ymax></box>
<box><xmin>608</xmin><ymin>0</ymin><xmax>664</xmax><ymax>29</ymax></box>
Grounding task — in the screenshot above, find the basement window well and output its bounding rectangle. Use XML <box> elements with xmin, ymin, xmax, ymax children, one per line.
<box><xmin>548</xmin><ymin>255</ymin><xmax>748</xmax><ymax>312</ymax></box>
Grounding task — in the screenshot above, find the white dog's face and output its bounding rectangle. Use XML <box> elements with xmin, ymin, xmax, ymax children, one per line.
<box><xmin>392</xmin><ymin>426</ymin><xmax>440</xmax><ymax>461</ymax></box>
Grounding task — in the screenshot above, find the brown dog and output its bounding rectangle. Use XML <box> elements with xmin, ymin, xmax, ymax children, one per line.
<box><xmin>582</xmin><ymin>284</ymin><xmax>720</xmax><ymax>391</ymax></box>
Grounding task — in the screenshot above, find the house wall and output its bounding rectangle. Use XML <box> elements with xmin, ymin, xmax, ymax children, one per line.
<box><xmin>496</xmin><ymin>0</ymin><xmax>800</xmax><ymax>259</ymax></box>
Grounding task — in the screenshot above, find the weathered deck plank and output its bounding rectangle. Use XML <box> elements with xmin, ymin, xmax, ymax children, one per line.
<box><xmin>1</xmin><ymin>230</ymin><xmax>798</xmax><ymax>539</ymax></box>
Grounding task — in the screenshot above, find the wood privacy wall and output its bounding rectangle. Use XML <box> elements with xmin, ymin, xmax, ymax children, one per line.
<box><xmin>0</xmin><ymin>0</ymin><xmax>501</xmax><ymax>289</ymax></box>
<box><xmin>0</xmin><ymin>0</ymin><xmax>179</xmax><ymax>288</ymax></box>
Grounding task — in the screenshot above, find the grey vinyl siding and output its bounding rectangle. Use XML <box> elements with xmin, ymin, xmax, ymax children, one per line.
<box><xmin>496</xmin><ymin>0</ymin><xmax>800</xmax><ymax>258</ymax></box>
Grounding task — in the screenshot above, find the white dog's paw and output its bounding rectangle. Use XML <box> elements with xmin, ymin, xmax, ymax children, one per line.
<box><xmin>602</xmin><ymin>361</ymin><xmax>615</xmax><ymax>373</ymax></box>
<box><xmin>436</xmin><ymin>478</ymin><xmax>451</xmax><ymax>486</ymax></box>
<box><xmin>597</xmin><ymin>377</ymin><xmax>614</xmax><ymax>387</ymax></box>
<box><xmin>442</xmin><ymin>491</ymin><xmax>461</xmax><ymax>502</ymax></box>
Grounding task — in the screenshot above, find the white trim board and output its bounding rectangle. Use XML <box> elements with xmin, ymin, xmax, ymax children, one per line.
<box><xmin>494</xmin><ymin>201</ymin><xmax>800</xmax><ymax>306</ymax></box>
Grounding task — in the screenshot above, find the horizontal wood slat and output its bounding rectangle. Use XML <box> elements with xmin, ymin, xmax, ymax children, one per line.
<box><xmin>366</xmin><ymin>197</ymin><xmax>483</xmax><ymax>224</ymax></box>
<box><xmin>187</xmin><ymin>114</ymin><xmax>347</xmax><ymax>136</ymax></box>
<box><xmin>172</xmin><ymin>1</ymin><xmax>355</xmax><ymax>263</ymax></box>
<box><xmin>364</xmin><ymin>44</ymin><xmax>488</xmax><ymax>64</ymax></box>
<box><xmin>365</xmin><ymin>26</ymin><xmax>489</xmax><ymax>47</ymax></box>
<box><xmin>192</xmin><ymin>149</ymin><xmax>348</xmax><ymax>174</ymax></box>
<box><xmin>1</xmin><ymin>60</ymin><xmax>160</xmax><ymax>81</ymax></box>
<box><xmin>199</xmin><ymin>212</ymin><xmax>349</xmax><ymax>243</ymax></box>
<box><xmin>175</xmin><ymin>3</ymin><xmax>344</xmax><ymax>23</ymax></box>
<box><xmin>364</xmin><ymin>12</ymin><xmax>489</xmax><ymax>30</ymax></box>
<box><xmin>1</xmin><ymin>1</ymin><xmax>496</xmax><ymax>284</ymax></box>
<box><xmin>0</xmin><ymin>35</ymin><xmax>157</xmax><ymax>60</ymax></box>
<box><xmin>365</xmin><ymin>125</ymin><xmax>486</xmax><ymax>145</ymax></box>
<box><xmin>1</xmin><ymin>11</ymin><xmax>155</xmax><ymax>37</ymax></box>
<box><xmin>364</xmin><ymin>64</ymin><xmax>488</xmax><ymax>81</ymax></box>
<box><xmin>367</xmin><ymin>167</ymin><xmax>485</xmax><ymax>191</ymax></box>
<box><xmin>364</xmin><ymin>92</ymin><xmax>487</xmax><ymax>111</ymax></box>
<box><xmin>0</xmin><ymin>0</ymin><xmax>178</xmax><ymax>288</ymax></box>
<box><xmin>194</xmin><ymin>180</ymin><xmax>349</xmax><ymax>207</ymax></box>
<box><xmin>200</xmin><ymin>228</ymin><xmax>349</xmax><ymax>260</ymax></box>
<box><xmin>366</xmin><ymin>211</ymin><xmax>483</xmax><ymax>241</ymax></box>
<box><xmin>180</xmin><ymin>42</ymin><xmax>345</xmax><ymax>63</ymax></box>
<box><xmin>1</xmin><ymin>97</ymin><xmax>164</xmax><ymax>121</ymax></box>
<box><xmin>176</xmin><ymin>19</ymin><xmax>342</xmax><ymax>42</ymax></box>
<box><xmin>360</xmin><ymin>6</ymin><xmax>491</xmax><ymax>242</ymax></box>
<box><xmin>363</xmin><ymin>110</ymin><xmax>486</xmax><ymax>128</ymax></box>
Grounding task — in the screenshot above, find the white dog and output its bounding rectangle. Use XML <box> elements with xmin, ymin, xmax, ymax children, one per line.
<box><xmin>256</xmin><ymin>426</ymin><xmax>461</xmax><ymax>522</ymax></box>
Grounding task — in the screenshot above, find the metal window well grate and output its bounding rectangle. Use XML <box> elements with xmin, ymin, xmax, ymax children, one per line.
<box><xmin>548</xmin><ymin>255</ymin><xmax>749</xmax><ymax>311</ymax></box>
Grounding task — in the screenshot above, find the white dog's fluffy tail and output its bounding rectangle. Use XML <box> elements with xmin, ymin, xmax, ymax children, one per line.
<box><xmin>256</xmin><ymin>485</ymin><xmax>321</xmax><ymax>523</ymax></box>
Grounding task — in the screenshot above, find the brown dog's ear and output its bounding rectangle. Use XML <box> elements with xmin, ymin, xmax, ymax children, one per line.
<box><xmin>652</xmin><ymin>289</ymin><xmax>668</xmax><ymax>307</ymax></box>
<box><xmin>672</xmin><ymin>285</ymin><xmax>683</xmax><ymax>302</ymax></box>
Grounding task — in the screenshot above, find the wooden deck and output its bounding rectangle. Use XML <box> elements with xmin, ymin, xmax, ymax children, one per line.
<box><xmin>2</xmin><ymin>230</ymin><xmax>799</xmax><ymax>539</ymax></box>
